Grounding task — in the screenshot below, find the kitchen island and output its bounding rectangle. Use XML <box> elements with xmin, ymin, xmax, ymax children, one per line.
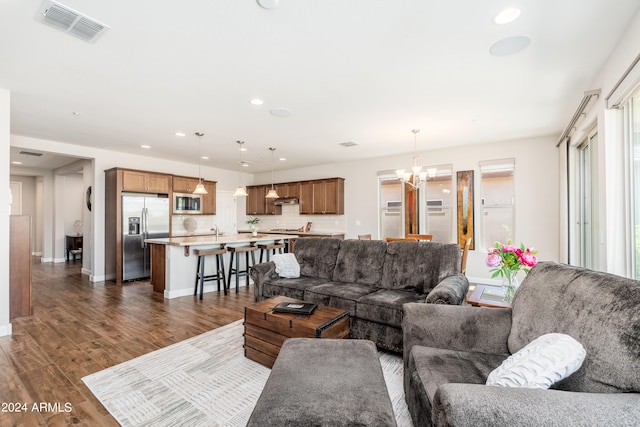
<box><xmin>145</xmin><ymin>233</ymin><xmax>298</xmax><ymax>299</ymax></box>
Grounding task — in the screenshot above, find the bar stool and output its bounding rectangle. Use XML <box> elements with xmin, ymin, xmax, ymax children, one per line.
<box><xmin>227</xmin><ymin>245</ymin><xmax>259</xmax><ymax>293</ymax></box>
<box><xmin>194</xmin><ymin>247</ymin><xmax>227</xmax><ymax>300</ymax></box>
<box><xmin>258</xmin><ymin>240</ymin><xmax>285</xmax><ymax>263</ymax></box>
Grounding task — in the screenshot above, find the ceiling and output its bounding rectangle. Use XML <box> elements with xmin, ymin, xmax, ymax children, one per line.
<box><xmin>3</xmin><ymin>0</ymin><xmax>640</xmax><ymax>173</ymax></box>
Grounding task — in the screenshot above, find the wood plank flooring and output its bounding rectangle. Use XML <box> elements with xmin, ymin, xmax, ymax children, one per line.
<box><xmin>0</xmin><ymin>258</ymin><xmax>254</xmax><ymax>426</ymax></box>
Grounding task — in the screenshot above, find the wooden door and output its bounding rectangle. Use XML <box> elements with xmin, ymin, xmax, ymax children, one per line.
<box><xmin>202</xmin><ymin>181</ymin><xmax>217</xmax><ymax>214</ymax></box>
<box><xmin>299</xmin><ymin>182</ymin><xmax>314</xmax><ymax>214</ymax></box>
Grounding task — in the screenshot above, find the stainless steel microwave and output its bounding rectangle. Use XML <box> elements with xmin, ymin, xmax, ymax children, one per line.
<box><xmin>173</xmin><ymin>193</ymin><xmax>202</xmax><ymax>214</ymax></box>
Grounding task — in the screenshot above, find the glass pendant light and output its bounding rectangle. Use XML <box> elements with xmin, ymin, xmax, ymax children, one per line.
<box><xmin>193</xmin><ymin>132</ymin><xmax>208</xmax><ymax>194</ymax></box>
<box><xmin>265</xmin><ymin>147</ymin><xmax>280</xmax><ymax>199</ymax></box>
<box><xmin>395</xmin><ymin>129</ymin><xmax>428</xmax><ymax>189</ymax></box>
<box><xmin>233</xmin><ymin>140</ymin><xmax>249</xmax><ymax>197</ymax></box>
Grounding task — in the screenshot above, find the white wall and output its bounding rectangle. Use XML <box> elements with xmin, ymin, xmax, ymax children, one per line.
<box><xmin>1</xmin><ymin>88</ymin><xmax>11</xmax><ymax>336</ymax></box>
<box><xmin>253</xmin><ymin>135</ymin><xmax>560</xmax><ymax>281</ymax></box>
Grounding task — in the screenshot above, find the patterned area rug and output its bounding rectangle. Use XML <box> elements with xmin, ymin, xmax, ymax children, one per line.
<box><xmin>83</xmin><ymin>320</ymin><xmax>413</xmax><ymax>426</ymax></box>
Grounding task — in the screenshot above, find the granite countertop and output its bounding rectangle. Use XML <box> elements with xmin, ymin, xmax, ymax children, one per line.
<box><xmin>145</xmin><ymin>233</ymin><xmax>299</xmax><ymax>247</ymax></box>
<box><xmin>240</xmin><ymin>229</ymin><xmax>345</xmax><ymax>237</ymax></box>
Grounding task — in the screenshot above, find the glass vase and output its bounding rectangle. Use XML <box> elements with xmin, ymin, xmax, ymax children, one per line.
<box><xmin>250</xmin><ymin>224</ymin><xmax>259</xmax><ymax>236</ymax></box>
<box><xmin>502</xmin><ymin>272</ymin><xmax>519</xmax><ymax>303</ymax></box>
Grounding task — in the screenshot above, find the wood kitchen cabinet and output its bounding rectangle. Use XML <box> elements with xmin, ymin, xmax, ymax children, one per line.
<box><xmin>275</xmin><ymin>182</ymin><xmax>300</xmax><ymax>198</ymax></box>
<box><xmin>246</xmin><ymin>186</ymin><xmax>265</xmax><ymax>215</ymax></box>
<box><xmin>122</xmin><ymin>169</ymin><xmax>170</xmax><ymax>193</ymax></box>
<box><xmin>299</xmin><ymin>178</ymin><xmax>344</xmax><ymax>214</ymax></box>
<box><xmin>172</xmin><ymin>176</ymin><xmax>201</xmax><ymax>193</ymax></box>
<box><xmin>202</xmin><ymin>180</ymin><xmax>217</xmax><ymax>214</ymax></box>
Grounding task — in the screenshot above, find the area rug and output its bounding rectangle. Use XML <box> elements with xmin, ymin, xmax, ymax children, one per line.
<box><xmin>83</xmin><ymin>320</ymin><xmax>413</xmax><ymax>426</ymax></box>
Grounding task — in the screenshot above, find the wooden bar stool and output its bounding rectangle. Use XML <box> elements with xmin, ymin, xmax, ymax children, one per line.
<box><xmin>227</xmin><ymin>245</ymin><xmax>258</xmax><ymax>293</ymax></box>
<box><xmin>258</xmin><ymin>241</ymin><xmax>285</xmax><ymax>263</ymax></box>
<box><xmin>194</xmin><ymin>247</ymin><xmax>227</xmax><ymax>300</ymax></box>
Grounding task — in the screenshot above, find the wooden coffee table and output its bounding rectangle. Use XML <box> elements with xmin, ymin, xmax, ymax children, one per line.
<box><xmin>244</xmin><ymin>296</ymin><xmax>350</xmax><ymax>368</ymax></box>
<box><xmin>466</xmin><ymin>284</ymin><xmax>512</xmax><ymax>308</ymax></box>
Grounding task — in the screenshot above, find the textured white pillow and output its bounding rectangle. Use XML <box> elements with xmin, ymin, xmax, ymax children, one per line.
<box><xmin>486</xmin><ymin>333</ymin><xmax>586</xmax><ymax>389</ymax></box>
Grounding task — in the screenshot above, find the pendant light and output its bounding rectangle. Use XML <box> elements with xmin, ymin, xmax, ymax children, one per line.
<box><xmin>265</xmin><ymin>147</ymin><xmax>280</xmax><ymax>199</ymax></box>
<box><xmin>233</xmin><ymin>140</ymin><xmax>249</xmax><ymax>197</ymax></box>
<box><xmin>193</xmin><ymin>132</ymin><xmax>208</xmax><ymax>194</ymax></box>
<box><xmin>395</xmin><ymin>129</ymin><xmax>429</xmax><ymax>189</ymax></box>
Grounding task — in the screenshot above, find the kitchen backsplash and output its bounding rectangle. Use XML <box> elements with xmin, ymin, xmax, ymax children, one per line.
<box><xmin>245</xmin><ymin>204</ymin><xmax>346</xmax><ymax>232</ymax></box>
<box><xmin>172</xmin><ymin>215</ymin><xmax>216</xmax><ymax>236</ymax></box>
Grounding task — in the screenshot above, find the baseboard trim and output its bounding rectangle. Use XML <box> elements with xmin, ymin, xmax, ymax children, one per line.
<box><xmin>0</xmin><ymin>323</ymin><xmax>13</xmax><ymax>337</ymax></box>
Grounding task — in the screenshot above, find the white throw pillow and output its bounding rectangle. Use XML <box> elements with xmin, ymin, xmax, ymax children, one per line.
<box><xmin>486</xmin><ymin>333</ymin><xmax>586</xmax><ymax>389</ymax></box>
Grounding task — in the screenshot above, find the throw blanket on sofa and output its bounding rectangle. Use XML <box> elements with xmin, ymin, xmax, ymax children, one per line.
<box><xmin>272</xmin><ymin>253</ymin><xmax>300</xmax><ymax>278</ymax></box>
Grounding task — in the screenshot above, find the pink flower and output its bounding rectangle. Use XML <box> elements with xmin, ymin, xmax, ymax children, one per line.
<box><xmin>502</xmin><ymin>245</ymin><xmax>517</xmax><ymax>253</ymax></box>
<box><xmin>486</xmin><ymin>253</ymin><xmax>501</xmax><ymax>267</ymax></box>
<box><xmin>520</xmin><ymin>252</ymin><xmax>538</xmax><ymax>267</ymax></box>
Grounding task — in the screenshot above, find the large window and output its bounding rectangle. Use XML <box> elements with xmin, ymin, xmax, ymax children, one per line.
<box><xmin>480</xmin><ymin>159</ymin><xmax>515</xmax><ymax>247</ymax></box>
<box><xmin>631</xmin><ymin>89</ymin><xmax>640</xmax><ymax>279</ymax></box>
<box><xmin>424</xmin><ymin>164</ymin><xmax>453</xmax><ymax>242</ymax></box>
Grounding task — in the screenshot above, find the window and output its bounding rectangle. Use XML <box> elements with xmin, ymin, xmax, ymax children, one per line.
<box><xmin>480</xmin><ymin>159</ymin><xmax>515</xmax><ymax>247</ymax></box>
<box><xmin>378</xmin><ymin>173</ymin><xmax>403</xmax><ymax>240</ymax></box>
<box><xmin>630</xmin><ymin>89</ymin><xmax>640</xmax><ymax>279</ymax></box>
<box><xmin>424</xmin><ymin>164</ymin><xmax>453</xmax><ymax>242</ymax></box>
<box><xmin>576</xmin><ymin>128</ymin><xmax>599</xmax><ymax>269</ymax></box>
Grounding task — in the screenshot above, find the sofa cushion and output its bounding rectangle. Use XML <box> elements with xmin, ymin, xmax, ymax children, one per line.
<box><xmin>509</xmin><ymin>261</ymin><xmax>640</xmax><ymax>393</ymax></box>
<box><xmin>331</xmin><ymin>239</ymin><xmax>387</xmax><ymax>285</ymax></box>
<box><xmin>357</xmin><ymin>289</ymin><xmax>426</xmax><ymax>328</ymax></box>
<box><xmin>380</xmin><ymin>242</ymin><xmax>461</xmax><ymax>293</ymax></box>
<box><xmin>262</xmin><ymin>276</ymin><xmax>330</xmax><ymax>301</ymax></box>
<box><xmin>304</xmin><ymin>282</ymin><xmax>378</xmax><ymax>316</ymax></box>
<box><xmin>293</xmin><ymin>238</ymin><xmax>342</xmax><ymax>280</ymax></box>
<box><xmin>487</xmin><ymin>333</ymin><xmax>586</xmax><ymax>389</ymax></box>
<box><xmin>407</xmin><ymin>346</ymin><xmax>505</xmax><ymax>422</ymax></box>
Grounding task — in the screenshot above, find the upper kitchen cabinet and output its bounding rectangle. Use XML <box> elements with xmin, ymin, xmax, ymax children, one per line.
<box><xmin>246</xmin><ymin>185</ymin><xmax>266</xmax><ymax>215</ymax></box>
<box><xmin>122</xmin><ymin>169</ymin><xmax>170</xmax><ymax>193</ymax></box>
<box><xmin>275</xmin><ymin>182</ymin><xmax>300</xmax><ymax>198</ymax></box>
<box><xmin>202</xmin><ymin>180</ymin><xmax>217</xmax><ymax>215</ymax></box>
<box><xmin>172</xmin><ymin>176</ymin><xmax>201</xmax><ymax>193</ymax></box>
<box><xmin>300</xmin><ymin>178</ymin><xmax>345</xmax><ymax>214</ymax></box>
<box><xmin>246</xmin><ymin>185</ymin><xmax>281</xmax><ymax>215</ymax></box>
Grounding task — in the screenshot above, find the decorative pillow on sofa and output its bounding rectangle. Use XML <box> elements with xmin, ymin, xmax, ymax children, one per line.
<box><xmin>486</xmin><ymin>333</ymin><xmax>586</xmax><ymax>389</ymax></box>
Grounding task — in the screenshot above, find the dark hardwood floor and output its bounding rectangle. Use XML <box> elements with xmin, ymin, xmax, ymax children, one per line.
<box><xmin>0</xmin><ymin>258</ymin><xmax>254</xmax><ymax>426</ymax></box>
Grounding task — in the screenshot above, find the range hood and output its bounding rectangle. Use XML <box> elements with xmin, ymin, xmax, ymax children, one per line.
<box><xmin>273</xmin><ymin>197</ymin><xmax>299</xmax><ymax>205</ymax></box>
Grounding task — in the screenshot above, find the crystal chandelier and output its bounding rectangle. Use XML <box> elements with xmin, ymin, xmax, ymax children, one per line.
<box><xmin>395</xmin><ymin>129</ymin><xmax>434</xmax><ymax>189</ymax></box>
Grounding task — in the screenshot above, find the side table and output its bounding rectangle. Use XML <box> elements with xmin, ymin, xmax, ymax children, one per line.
<box><xmin>466</xmin><ymin>284</ymin><xmax>511</xmax><ymax>308</ymax></box>
<box><xmin>65</xmin><ymin>235</ymin><xmax>83</xmax><ymax>261</ymax></box>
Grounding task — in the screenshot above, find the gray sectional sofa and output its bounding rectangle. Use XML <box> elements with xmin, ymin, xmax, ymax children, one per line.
<box><xmin>250</xmin><ymin>237</ymin><xmax>469</xmax><ymax>352</ymax></box>
<box><xmin>403</xmin><ymin>261</ymin><xmax>640</xmax><ymax>426</ymax></box>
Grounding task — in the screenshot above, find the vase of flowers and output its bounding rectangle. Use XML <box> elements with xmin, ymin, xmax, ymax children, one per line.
<box><xmin>247</xmin><ymin>217</ymin><xmax>260</xmax><ymax>236</ymax></box>
<box><xmin>486</xmin><ymin>241</ymin><xmax>538</xmax><ymax>303</ymax></box>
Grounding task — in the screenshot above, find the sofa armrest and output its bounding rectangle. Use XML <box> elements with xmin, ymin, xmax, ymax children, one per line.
<box><xmin>425</xmin><ymin>274</ymin><xmax>469</xmax><ymax>305</ymax></box>
<box><xmin>434</xmin><ymin>383</ymin><xmax>640</xmax><ymax>426</ymax></box>
<box><xmin>249</xmin><ymin>261</ymin><xmax>277</xmax><ymax>302</ymax></box>
<box><xmin>402</xmin><ymin>303</ymin><xmax>512</xmax><ymax>356</ymax></box>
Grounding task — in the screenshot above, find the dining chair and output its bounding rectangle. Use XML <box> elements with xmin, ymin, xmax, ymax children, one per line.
<box><xmin>386</xmin><ymin>237</ymin><xmax>418</xmax><ymax>242</ymax></box>
<box><xmin>406</xmin><ymin>233</ymin><xmax>433</xmax><ymax>241</ymax></box>
<box><xmin>460</xmin><ymin>237</ymin><xmax>472</xmax><ymax>276</ymax></box>
<box><xmin>358</xmin><ymin>234</ymin><xmax>372</xmax><ymax>240</ymax></box>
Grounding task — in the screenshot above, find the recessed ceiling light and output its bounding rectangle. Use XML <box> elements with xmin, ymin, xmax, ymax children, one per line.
<box><xmin>201</xmin><ymin>156</ymin><xmax>209</xmax><ymax>160</ymax></box>
<box><xmin>494</xmin><ymin>7</ymin><xmax>521</xmax><ymax>25</ymax></box>
<box><xmin>240</xmin><ymin>147</ymin><xmax>247</xmax><ymax>152</ymax></box>
<box><xmin>12</xmin><ymin>161</ymin><xmax>22</xmax><ymax>165</ymax></box>
<box><xmin>257</xmin><ymin>0</ymin><xmax>279</xmax><ymax>9</ymax></box>
<box><xmin>279</xmin><ymin>157</ymin><xmax>286</xmax><ymax>161</ymax></box>
<box><xmin>270</xmin><ymin>108</ymin><xmax>292</xmax><ymax>118</ymax></box>
<box><xmin>141</xmin><ymin>145</ymin><xmax>151</xmax><ymax>149</ymax></box>
<box><xmin>490</xmin><ymin>35</ymin><xmax>531</xmax><ymax>56</ymax></box>
<box><xmin>250</xmin><ymin>98</ymin><xmax>264</xmax><ymax>105</ymax></box>
<box><xmin>175</xmin><ymin>132</ymin><xmax>186</xmax><ymax>137</ymax></box>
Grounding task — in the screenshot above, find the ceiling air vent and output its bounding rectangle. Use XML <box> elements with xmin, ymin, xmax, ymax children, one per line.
<box><xmin>339</xmin><ymin>141</ymin><xmax>358</xmax><ymax>147</ymax></box>
<box><xmin>36</xmin><ymin>1</ymin><xmax>109</xmax><ymax>43</ymax></box>
<box><xmin>19</xmin><ymin>150</ymin><xmax>44</xmax><ymax>157</ymax></box>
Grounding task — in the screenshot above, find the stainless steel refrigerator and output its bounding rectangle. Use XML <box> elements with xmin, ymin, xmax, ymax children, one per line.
<box><xmin>122</xmin><ymin>194</ymin><xmax>170</xmax><ymax>281</ymax></box>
